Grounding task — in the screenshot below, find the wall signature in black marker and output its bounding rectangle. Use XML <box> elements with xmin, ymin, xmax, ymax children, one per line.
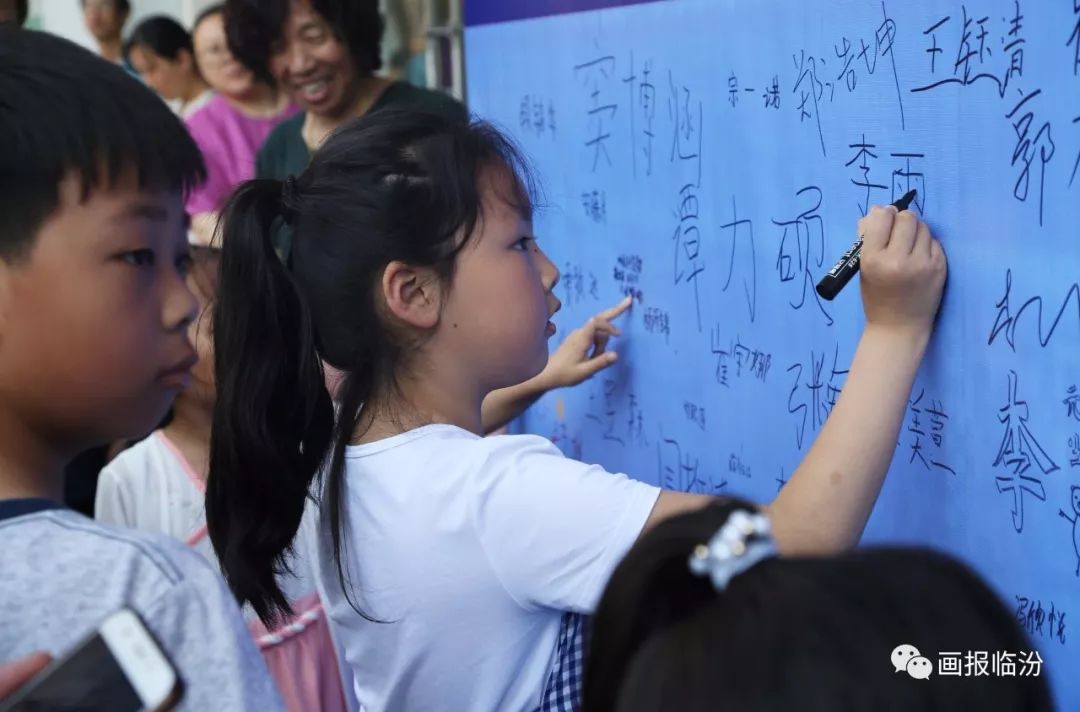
<box><xmin>786</xmin><ymin>345</ymin><xmax>849</xmax><ymax>450</ymax></box>
<box><xmin>573</xmin><ymin>51</ymin><xmax>618</xmax><ymax>173</ymax></box>
<box><xmin>621</xmin><ymin>51</ymin><xmax>656</xmax><ymax>179</ymax></box>
<box><xmin>993</xmin><ymin>370</ymin><xmax>1058</xmax><ymax>533</ymax></box>
<box><xmin>773</xmin><ymin>186</ymin><xmax>833</xmax><ymax>326</ymax></box>
<box><xmin>1015</xmin><ymin>595</ymin><xmax>1068</xmax><ymax>645</ymax></box>
<box><xmin>657</xmin><ymin>426</ymin><xmax>725</xmax><ymax>495</ymax></box>
<box><xmin>989</xmin><ymin>269</ymin><xmax>1080</xmax><ymax>350</ymax></box>
<box><xmin>719</xmin><ymin>195</ymin><xmax>757</xmax><ymax>323</ymax></box>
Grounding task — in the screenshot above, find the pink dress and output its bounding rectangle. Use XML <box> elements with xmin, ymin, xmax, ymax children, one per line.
<box><xmin>184</xmin><ymin>94</ymin><xmax>300</xmax><ymax>216</ymax></box>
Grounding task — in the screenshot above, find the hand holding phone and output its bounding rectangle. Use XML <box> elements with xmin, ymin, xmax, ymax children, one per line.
<box><xmin>0</xmin><ymin>609</ymin><xmax>182</xmax><ymax>712</ymax></box>
<box><xmin>0</xmin><ymin>654</ymin><xmax>50</xmax><ymax>699</ymax></box>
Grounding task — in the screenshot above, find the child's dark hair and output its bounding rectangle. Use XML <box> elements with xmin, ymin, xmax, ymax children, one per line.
<box><xmin>127</xmin><ymin>15</ymin><xmax>194</xmax><ymax>62</ymax></box>
<box><xmin>223</xmin><ymin>0</ymin><xmax>384</xmax><ymax>84</ymax></box>
<box><xmin>206</xmin><ymin>109</ymin><xmax>536</xmax><ymax>625</ymax></box>
<box><xmin>583</xmin><ymin>499</ymin><xmax>1054</xmax><ymax>712</ymax></box>
<box><xmin>0</xmin><ymin>27</ymin><xmax>204</xmax><ymax>262</ymax></box>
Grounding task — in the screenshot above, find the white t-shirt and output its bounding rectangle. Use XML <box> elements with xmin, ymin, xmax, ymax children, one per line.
<box><xmin>298</xmin><ymin>424</ymin><xmax>661</xmax><ymax>712</ymax></box>
<box><xmin>95</xmin><ymin>432</ymin><xmax>208</xmax><ymax>555</ymax></box>
<box><xmin>163</xmin><ymin>90</ymin><xmax>215</xmax><ymax>119</ymax></box>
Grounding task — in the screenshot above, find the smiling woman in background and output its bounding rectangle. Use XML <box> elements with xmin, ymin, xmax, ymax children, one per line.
<box><xmin>184</xmin><ymin>4</ymin><xmax>299</xmax><ymax>245</ymax></box>
<box><xmin>223</xmin><ymin>0</ymin><xmax>464</xmax><ymax>257</ymax></box>
<box><xmin>225</xmin><ymin>0</ymin><xmax>464</xmax><ymax>185</ymax></box>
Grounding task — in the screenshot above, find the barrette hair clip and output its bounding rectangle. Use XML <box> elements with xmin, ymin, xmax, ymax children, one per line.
<box><xmin>688</xmin><ymin>509</ymin><xmax>777</xmax><ymax>591</ymax></box>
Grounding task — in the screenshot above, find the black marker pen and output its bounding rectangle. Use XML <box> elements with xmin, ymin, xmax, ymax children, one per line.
<box><xmin>815</xmin><ymin>189</ymin><xmax>918</xmax><ymax>301</ymax></box>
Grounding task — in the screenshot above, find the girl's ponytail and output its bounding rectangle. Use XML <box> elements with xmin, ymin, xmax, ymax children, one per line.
<box><xmin>206</xmin><ymin>178</ymin><xmax>334</xmax><ymax>625</ymax></box>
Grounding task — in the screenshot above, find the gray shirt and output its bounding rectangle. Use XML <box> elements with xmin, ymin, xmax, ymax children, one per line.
<box><xmin>0</xmin><ymin>503</ymin><xmax>283</xmax><ymax>711</ymax></box>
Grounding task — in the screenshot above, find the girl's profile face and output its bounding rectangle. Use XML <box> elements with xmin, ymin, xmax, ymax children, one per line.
<box><xmin>432</xmin><ymin>166</ymin><xmax>561</xmax><ymax>394</ymax></box>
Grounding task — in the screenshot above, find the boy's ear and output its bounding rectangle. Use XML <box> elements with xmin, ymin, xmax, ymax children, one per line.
<box><xmin>380</xmin><ymin>261</ymin><xmax>443</xmax><ymax>330</ymax></box>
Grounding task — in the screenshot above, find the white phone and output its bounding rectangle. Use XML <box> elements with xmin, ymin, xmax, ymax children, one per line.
<box><xmin>0</xmin><ymin>608</ymin><xmax>182</xmax><ymax>712</ymax></box>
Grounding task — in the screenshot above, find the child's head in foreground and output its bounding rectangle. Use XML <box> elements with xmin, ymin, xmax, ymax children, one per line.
<box><xmin>583</xmin><ymin>498</ymin><xmax>1054</xmax><ymax>712</ymax></box>
<box><xmin>0</xmin><ymin>27</ymin><xmax>205</xmax><ymax>463</ymax></box>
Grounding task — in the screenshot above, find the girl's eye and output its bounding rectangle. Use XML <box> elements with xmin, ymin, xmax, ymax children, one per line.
<box><xmin>514</xmin><ymin>237</ymin><xmax>534</xmax><ymax>251</ymax></box>
<box><xmin>120</xmin><ymin>249</ymin><xmax>155</xmax><ymax>267</ymax></box>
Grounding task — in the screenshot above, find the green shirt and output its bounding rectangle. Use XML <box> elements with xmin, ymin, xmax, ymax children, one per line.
<box><xmin>256</xmin><ymin>82</ymin><xmax>466</xmax><ymax>257</ymax></box>
<box><xmin>255</xmin><ymin>82</ymin><xmax>467</xmax><ymax>181</ymax></box>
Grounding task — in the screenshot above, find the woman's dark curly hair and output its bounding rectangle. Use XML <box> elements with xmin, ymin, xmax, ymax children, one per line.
<box><xmin>223</xmin><ymin>0</ymin><xmax>384</xmax><ymax>84</ymax></box>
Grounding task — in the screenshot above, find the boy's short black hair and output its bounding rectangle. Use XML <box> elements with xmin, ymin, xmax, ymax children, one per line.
<box><xmin>224</xmin><ymin>0</ymin><xmax>384</xmax><ymax>84</ymax></box>
<box><xmin>0</xmin><ymin>28</ymin><xmax>204</xmax><ymax>262</ymax></box>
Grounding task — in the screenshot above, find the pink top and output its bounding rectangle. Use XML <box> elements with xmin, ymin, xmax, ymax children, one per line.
<box><xmin>184</xmin><ymin>94</ymin><xmax>300</xmax><ymax>215</ymax></box>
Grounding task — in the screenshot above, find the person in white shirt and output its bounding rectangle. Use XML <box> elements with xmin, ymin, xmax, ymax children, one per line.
<box><xmin>81</xmin><ymin>0</ymin><xmax>129</xmax><ymax>65</ymax></box>
<box><xmin>205</xmin><ymin>110</ymin><xmax>946</xmax><ymax>711</ymax></box>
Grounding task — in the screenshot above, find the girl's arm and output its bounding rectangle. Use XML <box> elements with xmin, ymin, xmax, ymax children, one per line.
<box><xmin>641</xmin><ymin>206</ymin><xmax>946</xmax><ymax>555</ymax></box>
<box><xmin>763</xmin><ymin>321</ymin><xmax>927</xmax><ymax>553</ymax></box>
<box><xmin>481</xmin><ymin>297</ymin><xmax>632</xmax><ymax>434</ymax></box>
<box><xmin>0</xmin><ymin>653</ymin><xmax>51</xmax><ymax>700</ymax></box>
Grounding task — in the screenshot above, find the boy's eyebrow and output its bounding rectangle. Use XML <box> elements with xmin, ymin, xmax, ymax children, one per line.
<box><xmin>113</xmin><ymin>202</ymin><xmax>170</xmax><ymax>223</ymax></box>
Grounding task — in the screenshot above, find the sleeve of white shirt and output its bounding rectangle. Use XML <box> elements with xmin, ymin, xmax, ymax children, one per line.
<box><xmin>94</xmin><ymin>463</ymin><xmax>135</xmax><ymax>527</ymax></box>
<box><xmin>470</xmin><ymin>434</ymin><xmax>661</xmax><ymax>613</ymax></box>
